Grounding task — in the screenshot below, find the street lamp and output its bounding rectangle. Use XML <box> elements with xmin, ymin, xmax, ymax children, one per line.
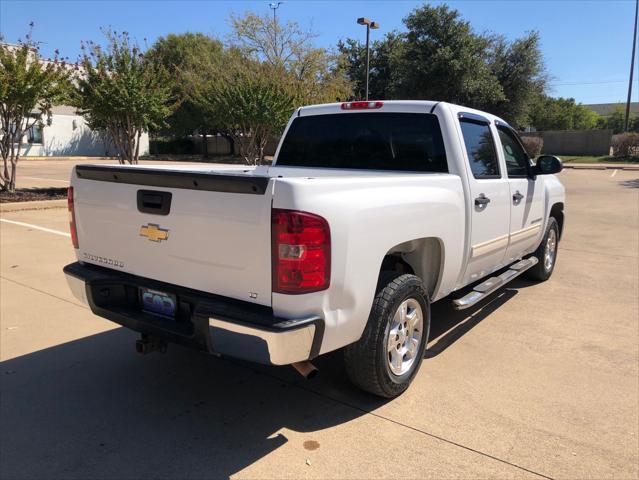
<box><xmin>357</xmin><ymin>17</ymin><xmax>380</xmax><ymax>101</ymax></box>
<box><xmin>269</xmin><ymin>2</ymin><xmax>283</xmax><ymax>24</ymax></box>
<box><xmin>270</xmin><ymin>2</ymin><xmax>283</xmax><ymax>56</ymax></box>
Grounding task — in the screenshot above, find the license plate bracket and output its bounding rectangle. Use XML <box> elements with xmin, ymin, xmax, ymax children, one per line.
<box><xmin>139</xmin><ymin>287</ymin><xmax>177</xmax><ymax>318</ymax></box>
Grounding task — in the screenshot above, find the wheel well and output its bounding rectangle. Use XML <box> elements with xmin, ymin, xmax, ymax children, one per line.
<box><xmin>380</xmin><ymin>254</ymin><xmax>414</xmax><ymax>276</ymax></box>
<box><xmin>550</xmin><ymin>202</ymin><xmax>564</xmax><ymax>239</ymax></box>
<box><xmin>378</xmin><ymin>238</ymin><xmax>443</xmax><ymax>298</ymax></box>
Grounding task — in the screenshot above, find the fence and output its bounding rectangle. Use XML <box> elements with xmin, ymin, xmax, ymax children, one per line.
<box><xmin>520</xmin><ymin>129</ymin><xmax>612</xmax><ymax>156</ymax></box>
<box><xmin>192</xmin><ymin>135</ymin><xmax>280</xmax><ymax>157</ymax></box>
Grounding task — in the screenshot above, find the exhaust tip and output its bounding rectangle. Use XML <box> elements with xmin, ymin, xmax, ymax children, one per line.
<box><xmin>291</xmin><ymin>361</ymin><xmax>318</xmax><ymax>380</ymax></box>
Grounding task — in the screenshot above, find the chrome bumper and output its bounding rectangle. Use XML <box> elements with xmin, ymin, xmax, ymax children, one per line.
<box><xmin>65</xmin><ymin>272</ymin><xmax>88</xmax><ymax>304</ymax></box>
<box><xmin>209</xmin><ymin>317</ymin><xmax>318</xmax><ymax>365</ymax></box>
<box><xmin>63</xmin><ymin>262</ymin><xmax>323</xmax><ymax>366</ymax></box>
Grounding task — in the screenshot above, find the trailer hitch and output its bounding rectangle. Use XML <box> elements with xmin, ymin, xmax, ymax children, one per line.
<box><xmin>135</xmin><ymin>334</ymin><xmax>168</xmax><ymax>355</ymax></box>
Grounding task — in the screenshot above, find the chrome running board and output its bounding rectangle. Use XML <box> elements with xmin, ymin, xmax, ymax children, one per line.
<box><xmin>452</xmin><ymin>257</ymin><xmax>539</xmax><ymax>310</ymax></box>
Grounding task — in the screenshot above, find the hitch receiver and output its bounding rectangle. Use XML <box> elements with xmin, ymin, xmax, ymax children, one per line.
<box><xmin>136</xmin><ymin>334</ymin><xmax>168</xmax><ymax>355</ymax></box>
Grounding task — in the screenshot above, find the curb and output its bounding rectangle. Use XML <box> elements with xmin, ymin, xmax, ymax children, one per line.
<box><xmin>0</xmin><ymin>199</ymin><xmax>67</xmax><ymax>213</ymax></box>
<box><xmin>562</xmin><ymin>164</ymin><xmax>639</xmax><ymax>171</ymax></box>
<box><xmin>19</xmin><ymin>157</ymin><xmax>118</xmax><ymax>161</ymax></box>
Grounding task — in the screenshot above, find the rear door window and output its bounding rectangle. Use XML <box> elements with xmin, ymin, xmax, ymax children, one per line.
<box><xmin>459</xmin><ymin>120</ymin><xmax>500</xmax><ymax>179</ymax></box>
<box><xmin>276</xmin><ymin>113</ymin><xmax>448</xmax><ymax>172</ymax></box>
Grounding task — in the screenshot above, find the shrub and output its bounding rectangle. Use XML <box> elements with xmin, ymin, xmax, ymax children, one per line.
<box><xmin>150</xmin><ymin>137</ymin><xmax>197</xmax><ymax>155</ymax></box>
<box><xmin>520</xmin><ymin>136</ymin><xmax>544</xmax><ymax>158</ymax></box>
<box><xmin>612</xmin><ymin>133</ymin><xmax>639</xmax><ymax>158</ymax></box>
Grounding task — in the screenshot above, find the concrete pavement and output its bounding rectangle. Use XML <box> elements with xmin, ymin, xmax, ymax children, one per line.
<box><xmin>12</xmin><ymin>159</ymin><xmax>239</xmax><ymax>189</ymax></box>
<box><xmin>0</xmin><ymin>169</ymin><xmax>637</xmax><ymax>479</ymax></box>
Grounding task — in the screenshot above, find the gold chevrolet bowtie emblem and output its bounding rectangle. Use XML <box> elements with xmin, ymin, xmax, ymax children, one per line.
<box><xmin>139</xmin><ymin>223</ymin><xmax>170</xmax><ymax>242</ymax></box>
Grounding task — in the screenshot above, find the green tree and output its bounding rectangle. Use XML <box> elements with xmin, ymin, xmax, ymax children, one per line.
<box><xmin>146</xmin><ymin>33</ymin><xmax>223</xmax><ymax>145</ymax></box>
<box><xmin>529</xmin><ymin>96</ymin><xmax>599</xmax><ymax>131</ymax></box>
<box><xmin>189</xmin><ymin>57</ymin><xmax>294</xmax><ymax>165</ymax></box>
<box><xmin>597</xmin><ymin>105</ymin><xmax>638</xmax><ymax>134</ymax></box>
<box><xmin>486</xmin><ymin>32</ymin><xmax>547</xmax><ymax>126</ymax></box>
<box><xmin>0</xmin><ymin>27</ymin><xmax>69</xmax><ymax>191</ymax></box>
<box><xmin>74</xmin><ymin>30</ymin><xmax>174</xmax><ymax>164</ymax></box>
<box><xmin>229</xmin><ymin>11</ymin><xmax>351</xmax><ymax>105</ymax></box>
<box><xmin>182</xmin><ymin>10</ymin><xmax>351</xmax><ymax>164</ymax></box>
<box><xmin>396</xmin><ymin>5</ymin><xmax>505</xmax><ymax>107</ymax></box>
<box><xmin>337</xmin><ymin>32</ymin><xmax>403</xmax><ymax>100</ymax></box>
<box><xmin>337</xmin><ymin>4</ymin><xmax>548</xmax><ymax>126</ymax></box>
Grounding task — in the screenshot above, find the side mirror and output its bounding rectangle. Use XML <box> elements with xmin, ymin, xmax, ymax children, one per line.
<box><xmin>535</xmin><ymin>155</ymin><xmax>563</xmax><ymax>175</ymax></box>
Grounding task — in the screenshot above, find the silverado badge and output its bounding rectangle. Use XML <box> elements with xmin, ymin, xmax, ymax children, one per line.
<box><xmin>139</xmin><ymin>223</ymin><xmax>170</xmax><ymax>243</ymax></box>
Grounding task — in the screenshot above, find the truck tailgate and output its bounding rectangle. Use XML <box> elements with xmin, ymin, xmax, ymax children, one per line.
<box><xmin>72</xmin><ymin>165</ymin><xmax>273</xmax><ymax>306</ymax></box>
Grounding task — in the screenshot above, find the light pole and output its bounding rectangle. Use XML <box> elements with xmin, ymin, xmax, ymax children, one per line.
<box><xmin>357</xmin><ymin>17</ymin><xmax>380</xmax><ymax>100</ymax></box>
<box><xmin>269</xmin><ymin>2</ymin><xmax>283</xmax><ymax>24</ymax></box>
<box><xmin>269</xmin><ymin>2</ymin><xmax>283</xmax><ymax>57</ymax></box>
<box><xmin>624</xmin><ymin>0</ymin><xmax>638</xmax><ymax>132</ymax></box>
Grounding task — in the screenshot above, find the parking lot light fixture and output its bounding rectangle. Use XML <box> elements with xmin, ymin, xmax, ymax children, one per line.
<box><xmin>357</xmin><ymin>17</ymin><xmax>380</xmax><ymax>101</ymax></box>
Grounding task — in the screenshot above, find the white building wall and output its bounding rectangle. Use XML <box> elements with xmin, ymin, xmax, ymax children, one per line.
<box><xmin>21</xmin><ymin>112</ymin><xmax>150</xmax><ymax>157</ymax></box>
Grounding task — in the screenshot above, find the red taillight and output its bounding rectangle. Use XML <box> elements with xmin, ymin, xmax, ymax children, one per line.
<box><xmin>340</xmin><ymin>101</ymin><xmax>383</xmax><ymax>110</ymax></box>
<box><xmin>68</xmin><ymin>186</ymin><xmax>79</xmax><ymax>248</ymax></box>
<box><xmin>272</xmin><ymin>209</ymin><xmax>330</xmax><ymax>294</ymax></box>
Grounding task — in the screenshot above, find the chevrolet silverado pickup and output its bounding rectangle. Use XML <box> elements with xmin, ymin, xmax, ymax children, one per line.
<box><xmin>63</xmin><ymin>100</ymin><xmax>565</xmax><ymax>398</ymax></box>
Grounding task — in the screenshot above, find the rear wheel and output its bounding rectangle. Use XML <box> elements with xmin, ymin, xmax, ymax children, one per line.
<box><xmin>344</xmin><ymin>273</ymin><xmax>430</xmax><ymax>398</ymax></box>
<box><xmin>525</xmin><ymin>217</ymin><xmax>559</xmax><ymax>281</ymax></box>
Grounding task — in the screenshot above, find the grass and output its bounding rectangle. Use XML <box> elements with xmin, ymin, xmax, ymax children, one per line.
<box><xmin>557</xmin><ymin>155</ymin><xmax>639</xmax><ymax>164</ymax></box>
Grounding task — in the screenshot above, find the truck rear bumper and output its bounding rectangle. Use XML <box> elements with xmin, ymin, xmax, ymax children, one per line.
<box><xmin>63</xmin><ymin>262</ymin><xmax>323</xmax><ymax>366</ymax></box>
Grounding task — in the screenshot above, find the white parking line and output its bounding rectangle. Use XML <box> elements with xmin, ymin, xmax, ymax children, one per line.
<box><xmin>610</xmin><ymin>169</ymin><xmax>618</xmax><ymax>177</ymax></box>
<box><xmin>21</xmin><ymin>177</ymin><xmax>70</xmax><ymax>184</ymax></box>
<box><xmin>0</xmin><ymin>219</ymin><xmax>70</xmax><ymax>237</ymax></box>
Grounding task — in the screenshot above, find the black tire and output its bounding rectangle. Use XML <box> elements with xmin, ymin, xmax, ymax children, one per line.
<box><xmin>525</xmin><ymin>217</ymin><xmax>559</xmax><ymax>281</ymax></box>
<box><xmin>344</xmin><ymin>273</ymin><xmax>430</xmax><ymax>398</ymax></box>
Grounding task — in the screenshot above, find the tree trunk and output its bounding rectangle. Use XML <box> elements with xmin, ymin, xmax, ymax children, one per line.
<box><xmin>2</xmin><ymin>156</ymin><xmax>9</xmax><ymax>190</ymax></box>
<box><xmin>7</xmin><ymin>127</ymin><xmax>23</xmax><ymax>193</ymax></box>
<box><xmin>9</xmin><ymin>159</ymin><xmax>17</xmax><ymax>192</ymax></box>
<box><xmin>133</xmin><ymin>130</ymin><xmax>141</xmax><ymax>164</ymax></box>
<box><xmin>225</xmin><ymin>134</ymin><xmax>235</xmax><ymax>156</ymax></box>
<box><xmin>202</xmin><ymin>130</ymin><xmax>209</xmax><ymax>159</ymax></box>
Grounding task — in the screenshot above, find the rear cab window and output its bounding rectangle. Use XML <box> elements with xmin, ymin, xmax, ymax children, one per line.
<box><xmin>276</xmin><ymin>112</ymin><xmax>448</xmax><ymax>173</ymax></box>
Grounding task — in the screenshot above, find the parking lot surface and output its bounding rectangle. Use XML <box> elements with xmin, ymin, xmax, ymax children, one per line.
<box><xmin>1</xmin><ymin>166</ymin><xmax>638</xmax><ymax>479</ymax></box>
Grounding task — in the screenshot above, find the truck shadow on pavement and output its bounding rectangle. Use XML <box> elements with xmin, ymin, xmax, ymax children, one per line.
<box><xmin>0</xmin><ymin>328</ymin><xmax>369</xmax><ymax>479</ymax></box>
<box><xmin>0</xmin><ymin>281</ymin><xmax>526</xmax><ymax>479</ymax></box>
<box><xmin>618</xmin><ymin>178</ymin><xmax>639</xmax><ymax>189</ymax></box>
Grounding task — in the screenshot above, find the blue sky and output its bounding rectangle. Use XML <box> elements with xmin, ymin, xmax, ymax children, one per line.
<box><xmin>1</xmin><ymin>0</ymin><xmax>637</xmax><ymax>104</ymax></box>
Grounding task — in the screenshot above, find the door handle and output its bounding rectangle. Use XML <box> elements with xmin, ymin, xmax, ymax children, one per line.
<box><xmin>513</xmin><ymin>190</ymin><xmax>524</xmax><ymax>203</ymax></box>
<box><xmin>474</xmin><ymin>194</ymin><xmax>491</xmax><ymax>207</ymax></box>
<box><xmin>137</xmin><ymin>190</ymin><xmax>172</xmax><ymax>215</ymax></box>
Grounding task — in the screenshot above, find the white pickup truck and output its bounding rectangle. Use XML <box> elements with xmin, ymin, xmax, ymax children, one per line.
<box><xmin>64</xmin><ymin>100</ymin><xmax>565</xmax><ymax>397</ymax></box>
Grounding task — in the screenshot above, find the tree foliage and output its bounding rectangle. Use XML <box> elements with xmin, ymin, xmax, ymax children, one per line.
<box><xmin>0</xmin><ymin>26</ymin><xmax>69</xmax><ymax>191</ymax></box>
<box><xmin>337</xmin><ymin>32</ymin><xmax>403</xmax><ymax>101</ymax></box>
<box><xmin>186</xmin><ymin>54</ymin><xmax>294</xmax><ymax>165</ymax></box>
<box><xmin>228</xmin><ymin>12</ymin><xmax>351</xmax><ymax>105</ymax></box>
<box><xmin>596</xmin><ymin>105</ymin><xmax>639</xmax><ymax>134</ymax></box>
<box><xmin>177</xmin><ymin>11</ymin><xmax>351</xmax><ymax>163</ymax></box>
<box><xmin>213</xmin><ymin>63</ymin><xmax>294</xmax><ymax>165</ymax></box>
<box><xmin>338</xmin><ymin>4</ymin><xmax>547</xmax><ymax>127</ymax></box>
<box><xmin>146</xmin><ymin>33</ymin><xmax>223</xmax><ymax>138</ymax></box>
<box><xmin>529</xmin><ymin>96</ymin><xmax>600</xmax><ymax>131</ymax></box>
<box><xmin>398</xmin><ymin>5</ymin><xmax>505</xmax><ymax>107</ymax></box>
<box><xmin>74</xmin><ymin>30</ymin><xmax>174</xmax><ymax>164</ymax></box>
<box><xmin>485</xmin><ymin>32</ymin><xmax>547</xmax><ymax>127</ymax></box>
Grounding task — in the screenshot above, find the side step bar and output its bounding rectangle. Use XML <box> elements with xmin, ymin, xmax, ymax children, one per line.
<box><xmin>453</xmin><ymin>257</ymin><xmax>539</xmax><ymax>310</ymax></box>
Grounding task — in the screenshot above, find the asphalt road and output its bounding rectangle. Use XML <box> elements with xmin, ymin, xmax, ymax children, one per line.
<box><xmin>1</xmin><ymin>168</ymin><xmax>638</xmax><ymax>479</ymax></box>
